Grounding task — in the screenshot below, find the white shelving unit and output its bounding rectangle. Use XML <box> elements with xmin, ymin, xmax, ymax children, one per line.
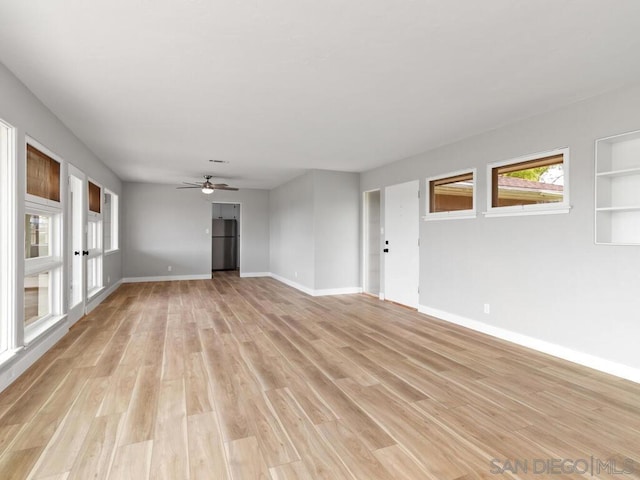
<box><xmin>595</xmin><ymin>129</ymin><xmax>640</xmax><ymax>245</ymax></box>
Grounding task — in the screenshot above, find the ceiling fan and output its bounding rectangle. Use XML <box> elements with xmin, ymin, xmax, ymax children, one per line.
<box><xmin>177</xmin><ymin>175</ymin><xmax>239</xmax><ymax>194</ymax></box>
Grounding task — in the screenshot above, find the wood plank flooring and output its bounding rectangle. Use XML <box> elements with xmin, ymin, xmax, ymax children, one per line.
<box><xmin>1</xmin><ymin>272</ymin><xmax>639</xmax><ymax>479</ymax></box>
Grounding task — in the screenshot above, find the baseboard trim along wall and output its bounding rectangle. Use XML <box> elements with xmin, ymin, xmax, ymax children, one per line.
<box><xmin>122</xmin><ymin>274</ymin><xmax>212</xmax><ymax>283</ymax></box>
<box><xmin>269</xmin><ymin>273</ymin><xmax>362</xmax><ymax>297</ymax></box>
<box><xmin>239</xmin><ymin>272</ymin><xmax>271</xmax><ymax>278</ymax></box>
<box><xmin>0</xmin><ymin>320</ymin><xmax>69</xmax><ymax>393</ymax></box>
<box><xmin>418</xmin><ymin>304</ymin><xmax>640</xmax><ymax>384</ymax></box>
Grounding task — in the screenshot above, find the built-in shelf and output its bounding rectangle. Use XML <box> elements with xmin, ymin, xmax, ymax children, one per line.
<box><xmin>596</xmin><ymin>167</ymin><xmax>640</xmax><ymax>178</ymax></box>
<box><xmin>596</xmin><ymin>205</ymin><xmax>640</xmax><ymax>212</ymax></box>
<box><xmin>595</xmin><ymin>129</ymin><xmax>640</xmax><ymax>245</ymax></box>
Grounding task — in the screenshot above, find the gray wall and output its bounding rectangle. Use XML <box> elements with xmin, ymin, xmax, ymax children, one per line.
<box><xmin>361</xmin><ymin>83</ymin><xmax>640</xmax><ymax>370</ymax></box>
<box><xmin>122</xmin><ymin>183</ymin><xmax>269</xmax><ymax>278</ymax></box>
<box><xmin>269</xmin><ymin>172</ymin><xmax>315</xmax><ymax>288</ymax></box>
<box><xmin>313</xmin><ymin>170</ymin><xmax>360</xmax><ymax>290</ymax></box>
<box><xmin>0</xmin><ymin>61</ymin><xmax>122</xmax><ymax>314</ymax></box>
<box><xmin>269</xmin><ymin>170</ymin><xmax>360</xmax><ymax>291</ymax></box>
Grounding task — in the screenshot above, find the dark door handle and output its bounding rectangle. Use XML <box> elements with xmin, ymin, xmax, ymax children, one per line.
<box><xmin>74</xmin><ymin>251</ymin><xmax>80</xmax><ymax>256</ymax></box>
<box><xmin>383</xmin><ymin>248</ymin><xmax>389</xmax><ymax>253</ymax></box>
<box><xmin>82</xmin><ymin>250</ymin><xmax>89</xmax><ymax>256</ymax></box>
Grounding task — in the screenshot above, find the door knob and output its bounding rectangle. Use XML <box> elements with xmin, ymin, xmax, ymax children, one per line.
<box><xmin>74</xmin><ymin>251</ymin><xmax>80</xmax><ymax>256</ymax></box>
<box><xmin>82</xmin><ymin>250</ymin><xmax>89</xmax><ymax>256</ymax></box>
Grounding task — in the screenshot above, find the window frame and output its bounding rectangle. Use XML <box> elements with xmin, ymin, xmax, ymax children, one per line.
<box><xmin>424</xmin><ymin>168</ymin><xmax>477</xmax><ymax>221</ymax></box>
<box><xmin>86</xmin><ymin>178</ymin><xmax>104</xmax><ymax>299</ymax></box>
<box><xmin>485</xmin><ymin>147</ymin><xmax>571</xmax><ymax>218</ymax></box>
<box><xmin>23</xmin><ymin>138</ymin><xmax>65</xmax><ymax>344</ymax></box>
<box><xmin>103</xmin><ymin>189</ymin><xmax>119</xmax><ymax>253</ymax></box>
<box><xmin>0</xmin><ymin>118</ymin><xmax>16</xmax><ymax>357</ymax></box>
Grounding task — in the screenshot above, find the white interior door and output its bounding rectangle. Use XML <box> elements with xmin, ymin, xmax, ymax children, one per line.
<box><xmin>68</xmin><ymin>164</ymin><xmax>86</xmax><ymax>325</ymax></box>
<box><xmin>384</xmin><ymin>180</ymin><xmax>419</xmax><ymax>308</ymax></box>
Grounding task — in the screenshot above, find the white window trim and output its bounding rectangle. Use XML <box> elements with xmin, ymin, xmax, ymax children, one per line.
<box><xmin>484</xmin><ymin>147</ymin><xmax>571</xmax><ymax>218</ymax></box>
<box><xmin>103</xmin><ymin>189</ymin><xmax>119</xmax><ymax>253</ymax></box>
<box><xmin>423</xmin><ymin>168</ymin><xmax>477</xmax><ymax>221</ymax></box>
<box><xmin>0</xmin><ymin>118</ymin><xmax>17</xmax><ymax>356</ymax></box>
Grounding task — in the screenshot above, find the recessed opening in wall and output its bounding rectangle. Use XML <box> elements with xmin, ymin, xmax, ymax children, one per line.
<box><xmin>363</xmin><ymin>190</ymin><xmax>381</xmax><ymax>296</ymax></box>
<box><xmin>211</xmin><ymin>203</ymin><xmax>240</xmax><ymax>274</ymax></box>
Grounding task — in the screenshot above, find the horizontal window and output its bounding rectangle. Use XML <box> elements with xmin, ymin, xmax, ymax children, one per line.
<box><xmin>425</xmin><ymin>169</ymin><xmax>476</xmax><ymax>220</ymax></box>
<box><xmin>486</xmin><ymin>148</ymin><xmax>570</xmax><ymax>217</ymax></box>
<box><xmin>89</xmin><ymin>181</ymin><xmax>101</xmax><ymax>213</ymax></box>
<box><xmin>26</xmin><ymin>144</ymin><xmax>60</xmax><ymax>202</ymax></box>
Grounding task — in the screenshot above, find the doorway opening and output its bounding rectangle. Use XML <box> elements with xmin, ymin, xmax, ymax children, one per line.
<box><xmin>211</xmin><ymin>203</ymin><xmax>240</xmax><ymax>275</ymax></box>
<box><xmin>363</xmin><ymin>189</ymin><xmax>381</xmax><ymax>296</ymax></box>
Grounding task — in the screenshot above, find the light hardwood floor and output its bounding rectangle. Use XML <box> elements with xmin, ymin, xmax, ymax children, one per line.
<box><xmin>0</xmin><ymin>273</ymin><xmax>639</xmax><ymax>479</ymax></box>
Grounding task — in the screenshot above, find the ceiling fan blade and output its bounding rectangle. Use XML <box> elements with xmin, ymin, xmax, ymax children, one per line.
<box><xmin>181</xmin><ymin>182</ymin><xmax>202</xmax><ymax>186</ymax></box>
<box><xmin>176</xmin><ymin>186</ymin><xmax>201</xmax><ymax>189</ymax></box>
<box><xmin>214</xmin><ymin>186</ymin><xmax>239</xmax><ymax>191</ymax></box>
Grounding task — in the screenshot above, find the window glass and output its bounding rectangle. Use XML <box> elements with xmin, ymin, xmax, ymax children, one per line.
<box><xmin>493</xmin><ymin>154</ymin><xmax>564</xmax><ymax>208</ymax></box>
<box><xmin>88</xmin><ymin>220</ymin><xmax>102</xmax><ymax>250</ymax></box>
<box><xmin>87</xmin><ymin>257</ymin><xmax>102</xmax><ymax>294</ymax></box>
<box><xmin>24</xmin><ymin>271</ymin><xmax>50</xmax><ymax>326</ymax></box>
<box><xmin>26</xmin><ymin>145</ymin><xmax>60</xmax><ymax>202</ymax></box>
<box><xmin>103</xmin><ymin>191</ymin><xmax>118</xmax><ymax>251</ymax></box>
<box><xmin>430</xmin><ymin>172</ymin><xmax>474</xmax><ymax>213</ymax></box>
<box><xmin>88</xmin><ymin>181</ymin><xmax>101</xmax><ymax>213</ymax></box>
<box><xmin>25</xmin><ymin>214</ymin><xmax>50</xmax><ymax>259</ymax></box>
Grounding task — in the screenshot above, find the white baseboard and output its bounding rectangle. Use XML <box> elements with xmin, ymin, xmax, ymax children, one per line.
<box><xmin>418</xmin><ymin>304</ymin><xmax>640</xmax><ymax>384</ymax></box>
<box><xmin>122</xmin><ymin>274</ymin><xmax>212</xmax><ymax>283</ymax></box>
<box><xmin>0</xmin><ymin>320</ymin><xmax>68</xmax><ymax>392</ymax></box>
<box><xmin>239</xmin><ymin>272</ymin><xmax>271</xmax><ymax>278</ymax></box>
<box><xmin>269</xmin><ymin>273</ymin><xmax>361</xmax><ymax>297</ymax></box>
<box><xmin>269</xmin><ymin>273</ymin><xmax>316</xmax><ymax>296</ymax></box>
<box><xmin>85</xmin><ymin>280</ymin><xmax>123</xmax><ymax>314</ymax></box>
<box><xmin>314</xmin><ymin>286</ymin><xmax>362</xmax><ymax>296</ymax></box>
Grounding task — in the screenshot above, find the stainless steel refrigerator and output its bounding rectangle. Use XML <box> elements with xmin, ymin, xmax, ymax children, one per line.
<box><xmin>211</xmin><ymin>219</ymin><xmax>238</xmax><ymax>271</ymax></box>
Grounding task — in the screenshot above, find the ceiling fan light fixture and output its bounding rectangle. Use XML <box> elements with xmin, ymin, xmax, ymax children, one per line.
<box><xmin>201</xmin><ymin>180</ymin><xmax>215</xmax><ymax>194</ymax></box>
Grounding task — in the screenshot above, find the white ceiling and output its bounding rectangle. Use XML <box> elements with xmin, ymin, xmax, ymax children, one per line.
<box><xmin>1</xmin><ymin>1</ymin><xmax>640</xmax><ymax>189</ymax></box>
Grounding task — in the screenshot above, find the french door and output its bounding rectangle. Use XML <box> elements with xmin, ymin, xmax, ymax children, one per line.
<box><xmin>67</xmin><ymin>164</ymin><xmax>86</xmax><ymax>325</ymax></box>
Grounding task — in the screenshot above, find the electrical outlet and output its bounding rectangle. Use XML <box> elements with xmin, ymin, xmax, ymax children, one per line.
<box><xmin>168</xmin><ymin>266</ymin><xmax>172</xmax><ymax>272</ymax></box>
<box><xmin>294</xmin><ymin>271</ymin><xmax>298</xmax><ymax>278</ymax></box>
<box><xmin>483</xmin><ymin>303</ymin><xmax>490</xmax><ymax>314</ymax></box>
<box><xmin>107</xmin><ymin>275</ymin><xmax>110</xmax><ymax>285</ymax></box>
